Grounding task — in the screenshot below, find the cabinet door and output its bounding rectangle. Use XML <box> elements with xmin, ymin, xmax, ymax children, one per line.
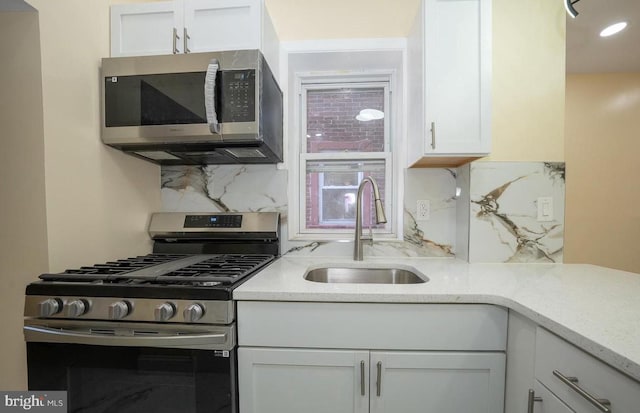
<box><xmin>183</xmin><ymin>0</ymin><xmax>260</xmax><ymax>53</ymax></box>
<box><xmin>110</xmin><ymin>1</ymin><xmax>183</xmax><ymax>57</ymax></box>
<box><xmin>238</xmin><ymin>347</ymin><xmax>369</xmax><ymax>413</ymax></box>
<box><xmin>423</xmin><ymin>0</ymin><xmax>491</xmax><ymax>156</ymax></box>
<box><xmin>535</xmin><ymin>327</ymin><xmax>640</xmax><ymax>413</ymax></box>
<box><xmin>369</xmin><ymin>351</ymin><xmax>505</xmax><ymax>413</ymax></box>
<box><xmin>532</xmin><ymin>381</ymin><xmax>574</xmax><ymax>413</ymax></box>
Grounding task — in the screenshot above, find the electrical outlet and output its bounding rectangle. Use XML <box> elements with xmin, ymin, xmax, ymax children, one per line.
<box><xmin>416</xmin><ymin>200</ymin><xmax>430</xmax><ymax>221</ymax></box>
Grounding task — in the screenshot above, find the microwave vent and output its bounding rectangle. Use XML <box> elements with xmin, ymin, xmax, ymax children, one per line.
<box><xmin>134</xmin><ymin>151</ymin><xmax>182</xmax><ymax>161</ymax></box>
<box><xmin>224</xmin><ymin>148</ymin><xmax>267</xmax><ymax>159</ymax></box>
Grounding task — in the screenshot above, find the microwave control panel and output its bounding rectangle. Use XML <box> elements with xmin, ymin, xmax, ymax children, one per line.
<box><xmin>219</xmin><ymin>69</ymin><xmax>256</xmax><ymax>123</ymax></box>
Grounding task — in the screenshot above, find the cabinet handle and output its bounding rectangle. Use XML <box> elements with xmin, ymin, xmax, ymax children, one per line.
<box><xmin>360</xmin><ymin>360</ymin><xmax>365</xmax><ymax>396</ymax></box>
<box><xmin>376</xmin><ymin>361</ymin><xmax>382</xmax><ymax>397</ymax></box>
<box><xmin>527</xmin><ymin>389</ymin><xmax>543</xmax><ymax>413</ymax></box>
<box><xmin>172</xmin><ymin>27</ymin><xmax>180</xmax><ymax>54</ymax></box>
<box><xmin>552</xmin><ymin>370</ymin><xmax>611</xmax><ymax>412</ymax></box>
<box><xmin>430</xmin><ymin>121</ymin><xmax>436</xmax><ymax>149</ymax></box>
<box><xmin>183</xmin><ymin>27</ymin><xmax>190</xmax><ymax>53</ymax></box>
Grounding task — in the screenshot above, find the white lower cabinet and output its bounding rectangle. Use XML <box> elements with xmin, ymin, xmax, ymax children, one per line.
<box><xmin>237</xmin><ymin>302</ymin><xmax>508</xmax><ymax>413</ymax></box>
<box><xmin>238</xmin><ymin>348</ymin><xmax>369</xmax><ymax>413</ymax></box>
<box><xmin>238</xmin><ymin>347</ymin><xmax>505</xmax><ymax>413</ymax></box>
<box><xmin>369</xmin><ymin>351</ymin><xmax>505</xmax><ymax>413</ymax></box>
<box><xmin>534</xmin><ymin>327</ymin><xmax>640</xmax><ymax>413</ymax></box>
<box><xmin>531</xmin><ymin>381</ymin><xmax>573</xmax><ymax>413</ymax></box>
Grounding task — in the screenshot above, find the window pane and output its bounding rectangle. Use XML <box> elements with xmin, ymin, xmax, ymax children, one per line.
<box><xmin>306</xmin><ymin>160</ymin><xmax>388</xmax><ymax>229</ymax></box>
<box><xmin>323</xmin><ymin>172</ymin><xmax>359</xmax><ymax>187</ymax></box>
<box><xmin>306</xmin><ymin>88</ymin><xmax>385</xmax><ymax>153</ymax></box>
<box><xmin>321</xmin><ymin>188</ymin><xmax>357</xmax><ymax>221</ymax></box>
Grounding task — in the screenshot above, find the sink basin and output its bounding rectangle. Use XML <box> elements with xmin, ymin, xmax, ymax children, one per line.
<box><xmin>304</xmin><ymin>266</ymin><xmax>427</xmax><ymax>284</ymax></box>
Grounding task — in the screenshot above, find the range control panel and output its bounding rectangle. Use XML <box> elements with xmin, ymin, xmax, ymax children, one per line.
<box><xmin>184</xmin><ymin>214</ymin><xmax>243</xmax><ymax>228</ymax></box>
<box><xmin>24</xmin><ymin>296</ymin><xmax>234</xmax><ymax>324</ymax></box>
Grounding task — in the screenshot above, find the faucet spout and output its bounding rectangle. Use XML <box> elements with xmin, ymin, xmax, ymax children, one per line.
<box><xmin>354</xmin><ymin>176</ymin><xmax>387</xmax><ymax>261</ymax></box>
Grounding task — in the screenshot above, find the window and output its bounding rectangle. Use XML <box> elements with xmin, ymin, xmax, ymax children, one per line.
<box><xmin>296</xmin><ymin>76</ymin><xmax>394</xmax><ymax>238</ymax></box>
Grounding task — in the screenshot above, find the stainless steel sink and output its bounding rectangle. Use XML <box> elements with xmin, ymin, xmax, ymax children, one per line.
<box><xmin>304</xmin><ymin>266</ymin><xmax>427</xmax><ymax>284</ymax></box>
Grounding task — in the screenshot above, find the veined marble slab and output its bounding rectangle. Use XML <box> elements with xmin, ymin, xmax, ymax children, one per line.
<box><xmin>161</xmin><ymin>165</ymin><xmax>458</xmax><ymax>257</ymax></box>
<box><xmin>468</xmin><ymin>162</ymin><xmax>565</xmax><ymax>263</ymax></box>
<box><xmin>162</xmin><ymin>165</ymin><xmax>288</xmax><ymax>214</ymax></box>
<box><xmin>160</xmin><ymin>162</ymin><xmax>565</xmax><ymax>261</ymax></box>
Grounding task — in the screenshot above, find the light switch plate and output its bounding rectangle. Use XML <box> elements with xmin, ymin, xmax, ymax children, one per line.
<box><xmin>537</xmin><ymin>197</ymin><xmax>553</xmax><ymax>222</ymax></box>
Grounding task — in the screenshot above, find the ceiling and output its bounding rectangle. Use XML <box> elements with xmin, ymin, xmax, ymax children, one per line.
<box><xmin>566</xmin><ymin>0</ymin><xmax>640</xmax><ymax>73</ymax></box>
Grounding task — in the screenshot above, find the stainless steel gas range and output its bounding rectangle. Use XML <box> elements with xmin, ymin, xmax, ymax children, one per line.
<box><xmin>23</xmin><ymin>212</ymin><xmax>279</xmax><ymax>413</ymax></box>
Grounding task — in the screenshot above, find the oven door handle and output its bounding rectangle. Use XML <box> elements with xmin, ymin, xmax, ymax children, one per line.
<box><xmin>24</xmin><ymin>325</ymin><xmax>229</xmax><ymax>350</ymax></box>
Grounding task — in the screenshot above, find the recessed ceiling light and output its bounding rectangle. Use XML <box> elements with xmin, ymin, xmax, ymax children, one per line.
<box><xmin>600</xmin><ymin>22</ymin><xmax>628</xmax><ymax>37</ymax></box>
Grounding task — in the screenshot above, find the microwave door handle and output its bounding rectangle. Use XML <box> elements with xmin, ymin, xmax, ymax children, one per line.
<box><xmin>205</xmin><ymin>59</ymin><xmax>221</xmax><ymax>135</ymax></box>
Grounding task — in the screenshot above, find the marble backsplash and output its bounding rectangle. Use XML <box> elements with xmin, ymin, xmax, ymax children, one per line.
<box><xmin>161</xmin><ymin>165</ymin><xmax>457</xmax><ymax>258</ymax></box>
<box><xmin>161</xmin><ymin>161</ymin><xmax>565</xmax><ymax>262</ymax></box>
<box><xmin>462</xmin><ymin>162</ymin><xmax>566</xmax><ymax>263</ymax></box>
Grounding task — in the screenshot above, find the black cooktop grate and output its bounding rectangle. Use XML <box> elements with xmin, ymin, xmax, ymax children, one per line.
<box><xmin>59</xmin><ymin>254</ymin><xmax>186</xmax><ymax>276</ymax></box>
<box><xmin>38</xmin><ymin>253</ymin><xmax>274</xmax><ymax>287</ymax></box>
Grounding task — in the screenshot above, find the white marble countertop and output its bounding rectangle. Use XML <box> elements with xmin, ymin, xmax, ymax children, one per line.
<box><xmin>234</xmin><ymin>256</ymin><xmax>640</xmax><ymax>382</ymax></box>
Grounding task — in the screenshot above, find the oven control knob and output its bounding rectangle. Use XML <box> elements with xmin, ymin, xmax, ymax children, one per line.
<box><xmin>154</xmin><ymin>302</ymin><xmax>176</xmax><ymax>322</ymax></box>
<box><xmin>183</xmin><ymin>303</ymin><xmax>205</xmax><ymax>322</ymax></box>
<box><xmin>108</xmin><ymin>300</ymin><xmax>132</xmax><ymax>320</ymax></box>
<box><xmin>65</xmin><ymin>299</ymin><xmax>89</xmax><ymax>318</ymax></box>
<box><xmin>38</xmin><ymin>298</ymin><xmax>62</xmax><ymax>317</ymax></box>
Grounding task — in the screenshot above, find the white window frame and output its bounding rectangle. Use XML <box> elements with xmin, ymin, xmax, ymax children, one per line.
<box><xmin>295</xmin><ymin>73</ymin><xmax>396</xmax><ymax>239</ymax></box>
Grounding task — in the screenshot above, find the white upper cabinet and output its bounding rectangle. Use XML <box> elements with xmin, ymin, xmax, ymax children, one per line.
<box><xmin>110</xmin><ymin>1</ymin><xmax>182</xmax><ymax>57</ymax></box>
<box><xmin>110</xmin><ymin>0</ymin><xmax>280</xmax><ymax>73</ymax></box>
<box><xmin>407</xmin><ymin>0</ymin><xmax>492</xmax><ymax>167</ymax></box>
<box><xmin>183</xmin><ymin>0</ymin><xmax>259</xmax><ymax>53</ymax></box>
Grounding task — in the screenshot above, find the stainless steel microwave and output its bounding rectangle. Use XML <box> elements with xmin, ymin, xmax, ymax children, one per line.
<box><xmin>100</xmin><ymin>50</ymin><xmax>282</xmax><ymax>165</ymax></box>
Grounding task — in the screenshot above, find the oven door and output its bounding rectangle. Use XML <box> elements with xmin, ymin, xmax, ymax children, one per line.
<box><xmin>24</xmin><ymin>319</ymin><xmax>237</xmax><ymax>413</ymax></box>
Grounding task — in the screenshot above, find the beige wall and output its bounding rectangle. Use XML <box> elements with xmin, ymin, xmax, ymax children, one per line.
<box><xmin>564</xmin><ymin>74</ymin><xmax>640</xmax><ymax>273</ymax></box>
<box><xmin>0</xmin><ymin>10</ymin><xmax>49</xmax><ymax>391</ymax></box>
<box><xmin>0</xmin><ymin>0</ymin><xmax>162</xmax><ymax>389</ymax></box>
<box><xmin>267</xmin><ymin>0</ymin><xmax>566</xmax><ymax>162</ymax></box>
<box><xmin>489</xmin><ymin>0</ymin><xmax>565</xmax><ymax>161</ymax></box>
<box><xmin>266</xmin><ymin>0</ymin><xmax>421</xmax><ymax>40</ymax></box>
<box><xmin>28</xmin><ymin>0</ymin><xmax>161</xmax><ymax>273</ymax></box>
